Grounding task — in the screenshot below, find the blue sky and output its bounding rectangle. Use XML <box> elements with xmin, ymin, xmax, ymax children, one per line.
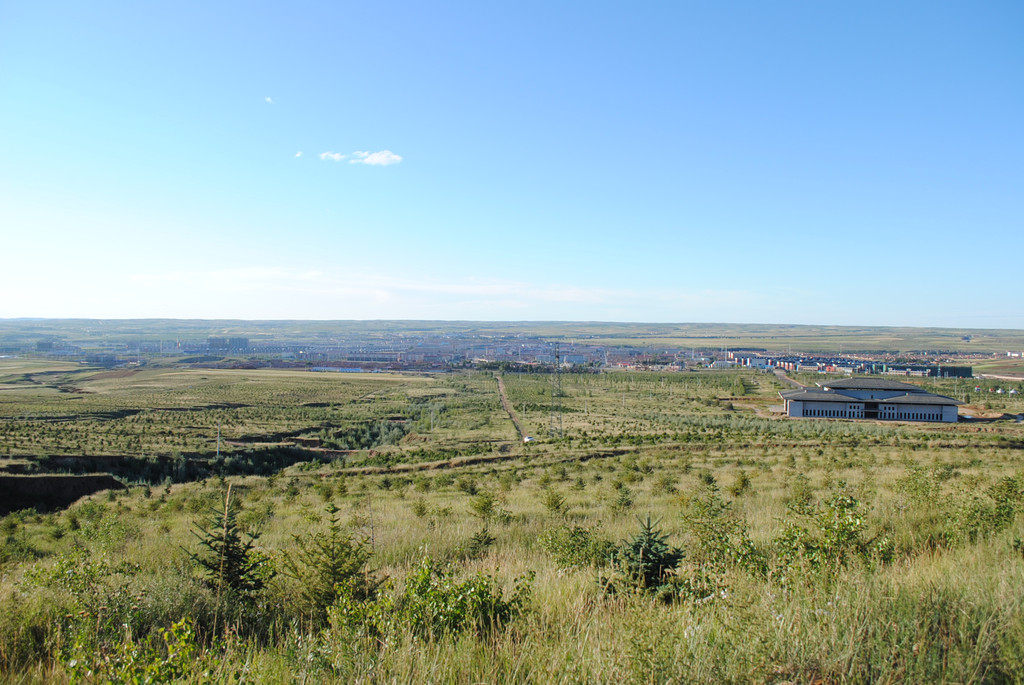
<box><xmin>1</xmin><ymin>1</ymin><xmax>1021</xmax><ymax>327</ymax></box>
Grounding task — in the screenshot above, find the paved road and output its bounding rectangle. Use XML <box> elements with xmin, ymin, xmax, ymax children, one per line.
<box><xmin>495</xmin><ymin>374</ymin><xmax>526</xmax><ymax>440</ymax></box>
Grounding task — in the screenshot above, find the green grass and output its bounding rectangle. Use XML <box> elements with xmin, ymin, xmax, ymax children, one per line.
<box><xmin>2</xmin><ymin>363</ymin><xmax>1024</xmax><ymax>682</ymax></box>
<box><xmin>973</xmin><ymin>358</ymin><xmax>1024</xmax><ymax>376</ymax></box>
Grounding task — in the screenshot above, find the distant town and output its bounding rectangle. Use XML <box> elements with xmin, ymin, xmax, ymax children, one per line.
<box><xmin>8</xmin><ymin>322</ymin><xmax>1024</xmax><ymax>381</ymax></box>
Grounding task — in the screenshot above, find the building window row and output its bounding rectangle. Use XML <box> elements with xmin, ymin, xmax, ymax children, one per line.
<box><xmin>895</xmin><ymin>411</ymin><xmax>938</xmax><ymax>421</ymax></box>
<box><xmin>804</xmin><ymin>407</ymin><xmax>863</xmax><ymax>418</ymax></box>
<box><xmin>801</xmin><ymin>405</ymin><xmax>944</xmax><ymax>422</ymax></box>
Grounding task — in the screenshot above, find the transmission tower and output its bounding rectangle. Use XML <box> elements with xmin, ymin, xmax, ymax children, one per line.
<box><xmin>549</xmin><ymin>342</ymin><xmax>563</xmax><ymax>438</ymax></box>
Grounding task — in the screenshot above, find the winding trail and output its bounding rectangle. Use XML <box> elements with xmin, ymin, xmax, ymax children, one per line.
<box><xmin>495</xmin><ymin>374</ymin><xmax>526</xmax><ymax>440</ymax></box>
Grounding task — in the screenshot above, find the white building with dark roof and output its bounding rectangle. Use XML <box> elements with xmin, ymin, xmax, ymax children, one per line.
<box><xmin>780</xmin><ymin>378</ymin><xmax>961</xmax><ymax>422</ymax></box>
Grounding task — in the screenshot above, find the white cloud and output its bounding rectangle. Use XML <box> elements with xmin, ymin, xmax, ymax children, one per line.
<box><xmin>319</xmin><ymin>152</ymin><xmax>346</xmax><ymax>161</ymax></box>
<box><xmin>294</xmin><ymin>151</ymin><xmax>303</xmax><ymax>158</ymax></box>
<box><xmin>350</xmin><ymin>150</ymin><xmax>402</xmax><ymax>166</ymax></box>
<box><xmin>265</xmin><ymin>96</ymin><xmax>273</xmax><ymax>104</ymax></box>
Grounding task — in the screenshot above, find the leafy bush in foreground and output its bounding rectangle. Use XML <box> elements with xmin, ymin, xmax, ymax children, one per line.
<box><xmin>773</xmin><ymin>490</ymin><xmax>894</xmax><ymax>583</ymax></box>
<box><xmin>682</xmin><ymin>483</ymin><xmax>765</xmax><ymax>577</ymax></box>
<box><xmin>331</xmin><ymin>557</ymin><xmax>533</xmax><ymax>640</ymax></box>
<box><xmin>63</xmin><ymin>618</ymin><xmax>203</xmax><ymax>685</ymax></box>
<box><xmin>395</xmin><ymin>559</ymin><xmax>533</xmax><ymax>638</ymax></box>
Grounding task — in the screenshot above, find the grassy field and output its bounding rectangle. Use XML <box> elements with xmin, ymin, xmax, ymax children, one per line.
<box><xmin>973</xmin><ymin>358</ymin><xmax>1024</xmax><ymax>377</ymax></box>
<box><xmin>1</xmin><ymin>363</ymin><xmax>1023</xmax><ymax>683</ymax></box>
<box><xmin>581</xmin><ymin>324</ymin><xmax>1024</xmax><ymax>354</ymax></box>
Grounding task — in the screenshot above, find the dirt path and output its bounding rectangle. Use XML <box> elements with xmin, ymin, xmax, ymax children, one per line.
<box><xmin>774</xmin><ymin>369</ymin><xmax>805</xmax><ymax>388</ymax></box>
<box><xmin>495</xmin><ymin>374</ymin><xmax>526</xmax><ymax>440</ymax></box>
<box><xmin>978</xmin><ymin>374</ymin><xmax>1024</xmax><ymax>382</ymax></box>
<box><xmin>334</xmin><ymin>447</ymin><xmax>630</xmax><ymax>476</ymax></box>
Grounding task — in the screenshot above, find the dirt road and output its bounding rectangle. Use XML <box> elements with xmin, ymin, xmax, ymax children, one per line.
<box><xmin>774</xmin><ymin>369</ymin><xmax>805</xmax><ymax>388</ymax></box>
<box><xmin>495</xmin><ymin>374</ymin><xmax>526</xmax><ymax>440</ymax></box>
<box><xmin>978</xmin><ymin>374</ymin><xmax>1024</xmax><ymax>382</ymax></box>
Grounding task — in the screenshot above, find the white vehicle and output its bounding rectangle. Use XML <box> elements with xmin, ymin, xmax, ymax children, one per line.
<box><xmin>523</xmin><ymin>436</ymin><xmax>535</xmax><ymax>443</ymax></box>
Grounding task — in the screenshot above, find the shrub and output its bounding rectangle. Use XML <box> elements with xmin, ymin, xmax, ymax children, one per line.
<box><xmin>728</xmin><ymin>470</ymin><xmax>752</xmax><ymax>497</ymax></box>
<box><xmin>540</xmin><ymin>525</ymin><xmax>615</xmax><ymax>569</ymax></box>
<box><xmin>397</xmin><ymin>559</ymin><xmax>531</xmax><ymax>638</ymax></box>
<box><xmin>895</xmin><ymin>464</ymin><xmax>940</xmax><ymax>506</ymax></box>
<box><xmin>612</xmin><ymin>487</ymin><xmax>634</xmax><ymax>513</ymax></box>
<box><xmin>63</xmin><ymin>618</ymin><xmax>208</xmax><ymax>685</ymax></box>
<box><xmin>1</xmin><ymin>534</ymin><xmax>42</xmax><ymax>567</ymax></box>
<box><xmin>469</xmin><ymin>491</ymin><xmax>496</xmax><ymax>520</ymax></box>
<box><xmin>682</xmin><ymin>483</ymin><xmax>765</xmax><ymax>577</ymax></box>
<box><xmin>464</xmin><ymin>526</ymin><xmax>496</xmax><ymax>559</ymax></box>
<box><xmin>786</xmin><ymin>473</ymin><xmax>814</xmax><ymax>515</ymax></box>
<box><xmin>815</xmin><ymin>492</ymin><xmax>870</xmax><ymax>565</ymax></box>
<box><xmin>989</xmin><ymin>475</ymin><xmax>1023</xmax><ymax>528</ymax></box>
<box><xmin>651</xmin><ymin>474</ymin><xmax>677</xmax><ymax>495</ymax></box>
<box><xmin>410</xmin><ymin>498</ymin><xmax>429</xmax><ymax>518</ymax></box>
<box><xmin>332</xmin><ymin>558</ymin><xmax>532</xmax><ymax>640</ymax></box>
<box><xmin>25</xmin><ymin>549</ymin><xmax>145</xmax><ymax>647</ymax></box>
<box><xmin>947</xmin><ymin>476</ymin><xmax>1023</xmax><ymax>544</ymax></box>
<box><xmin>773</xmin><ymin>490</ymin><xmax>892</xmax><ymax>578</ymax></box>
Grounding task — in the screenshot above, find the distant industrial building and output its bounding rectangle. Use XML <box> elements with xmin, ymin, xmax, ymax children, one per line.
<box><xmin>780</xmin><ymin>378</ymin><xmax>961</xmax><ymax>423</ymax></box>
<box><xmin>207</xmin><ymin>337</ymin><xmax>249</xmax><ymax>352</ymax></box>
<box><xmin>868</xmin><ymin>364</ymin><xmax>973</xmax><ymax>378</ymax></box>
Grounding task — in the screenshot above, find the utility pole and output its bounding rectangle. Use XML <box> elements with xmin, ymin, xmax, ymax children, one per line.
<box><xmin>549</xmin><ymin>342</ymin><xmax>562</xmax><ymax>439</ymax></box>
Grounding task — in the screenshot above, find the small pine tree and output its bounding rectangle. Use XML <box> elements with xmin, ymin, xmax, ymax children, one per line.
<box><xmin>469</xmin><ymin>491</ymin><xmax>496</xmax><ymax>520</ymax></box>
<box><xmin>542</xmin><ymin>488</ymin><xmax>567</xmax><ymax>516</ymax></box>
<box><xmin>612</xmin><ymin>487</ymin><xmax>634</xmax><ymax>512</ymax></box>
<box><xmin>616</xmin><ymin>515</ymin><xmax>683</xmax><ymax>589</ymax></box>
<box><xmin>281</xmin><ymin>503</ymin><xmax>382</xmax><ymax>625</ymax></box>
<box><xmin>188</xmin><ymin>486</ymin><xmax>272</xmax><ymax>603</ymax></box>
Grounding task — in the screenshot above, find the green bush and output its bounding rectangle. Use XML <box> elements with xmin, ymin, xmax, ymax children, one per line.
<box><xmin>682</xmin><ymin>483</ymin><xmax>765</xmax><ymax>576</ymax></box>
<box><xmin>541</xmin><ymin>488</ymin><xmax>567</xmax><ymax>516</ymax></box>
<box><xmin>773</xmin><ymin>490</ymin><xmax>892</xmax><ymax>579</ymax></box>
<box><xmin>393</xmin><ymin>559</ymin><xmax>532</xmax><ymax>638</ymax></box>
<box><xmin>463</xmin><ymin>526</ymin><xmax>496</xmax><ymax>559</ymax></box>
<box><xmin>947</xmin><ymin>476</ymin><xmax>1023</xmax><ymax>544</ymax></box>
<box><xmin>612</xmin><ymin>487</ymin><xmax>634</xmax><ymax>513</ymax></box>
<box><xmin>63</xmin><ymin>618</ymin><xmax>210</xmax><ymax>685</ymax></box>
<box><xmin>786</xmin><ymin>472</ymin><xmax>815</xmax><ymax>515</ymax></box>
<box><xmin>468</xmin><ymin>491</ymin><xmax>496</xmax><ymax>519</ymax></box>
<box><xmin>331</xmin><ymin>558</ymin><xmax>532</xmax><ymax>640</ymax></box>
<box><xmin>727</xmin><ymin>469</ymin><xmax>752</xmax><ymax>497</ymax></box>
<box><xmin>540</xmin><ymin>525</ymin><xmax>615</xmax><ymax>569</ymax></box>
